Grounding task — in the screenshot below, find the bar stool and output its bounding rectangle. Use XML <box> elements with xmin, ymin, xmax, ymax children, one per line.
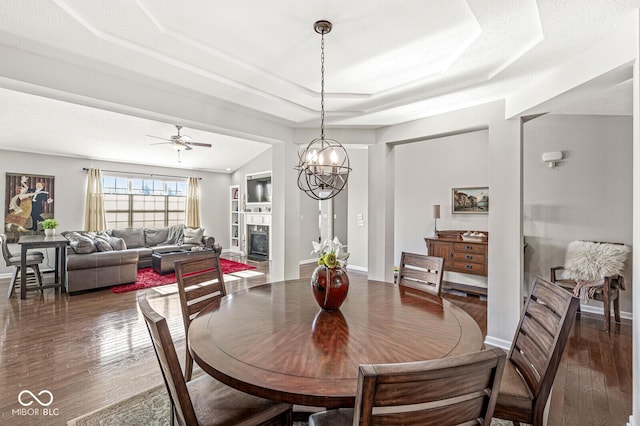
<box><xmin>2</xmin><ymin>233</ymin><xmax>45</xmax><ymax>298</ymax></box>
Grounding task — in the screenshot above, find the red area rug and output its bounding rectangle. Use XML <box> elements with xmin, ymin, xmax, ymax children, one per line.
<box><xmin>110</xmin><ymin>259</ymin><xmax>256</xmax><ymax>293</ymax></box>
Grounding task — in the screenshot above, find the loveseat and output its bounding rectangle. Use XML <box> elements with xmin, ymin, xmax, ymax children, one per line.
<box><xmin>63</xmin><ymin>225</ymin><xmax>218</xmax><ymax>293</ymax></box>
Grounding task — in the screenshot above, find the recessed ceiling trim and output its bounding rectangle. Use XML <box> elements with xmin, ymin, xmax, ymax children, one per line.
<box><xmin>52</xmin><ymin>0</ymin><xmax>324</xmax><ymax>116</ymax></box>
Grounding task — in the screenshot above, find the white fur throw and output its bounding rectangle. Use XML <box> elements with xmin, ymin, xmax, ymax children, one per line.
<box><xmin>564</xmin><ymin>240</ymin><xmax>631</xmax><ymax>282</ymax></box>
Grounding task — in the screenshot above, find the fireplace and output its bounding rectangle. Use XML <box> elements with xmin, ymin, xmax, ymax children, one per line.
<box><xmin>248</xmin><ymin>229</ymin><xmax>269</xmax><ymax>261</ymax></box>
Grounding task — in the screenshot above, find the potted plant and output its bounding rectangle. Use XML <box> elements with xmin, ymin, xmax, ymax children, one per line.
<box><xmin>42</xmin><ymin>218</ymin><xmax>59</xmax><ymax>236</ymax></box>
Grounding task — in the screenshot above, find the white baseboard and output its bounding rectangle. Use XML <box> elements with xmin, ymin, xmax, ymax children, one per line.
<box><xmin>628</xmin><ymin>414</ymin><xmax>636</xmax><ymax>426</ymax></box>
<box><xmin>346</xmin><ymin>264</ymin><xmax>367</xmax><ymax>272</ymax></box>
<box><xmin>484</xmin><ymin>335</ymin><xmax>511</xmax><ymax>351</ymax></box>
<box><xmin>579</xmin><ymin>303</ymin><xmax>633</xmax><ymax>321</ymax></box>
<box><xmin>299</xmin><ymin>258</ymin><xmax>318</xmax><ymax>265</ymax></box>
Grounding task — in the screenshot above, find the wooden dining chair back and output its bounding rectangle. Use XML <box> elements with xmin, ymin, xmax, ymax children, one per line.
<box><xmin>309</xmin><ymin>348</ymin><xmax>506</xmax><ymax>426</ymax></box>
<box><xmin>396</xmin><ymin>252</ymin><xmax>444</xmax><ymax>297</ymax></box>
<box><xmin>493</xmin><ymin>276</ymin><xmax>579</xmax><ymax>426</ymax></box>
<box><xmin>2</xmin><ymin>233</ymin><xmax>44</xmax><ymax>298</ymax></box>
<box><xmin>175</xmin><ymin>253</ymin><xmax>226</xmax><ymax>381</ymax></box>
<box><xmin>138</xmin><ymin>292</ymin><xmax>198</xmax><ymax>425</ymax></box>
<box><xmin>137</xmin><ymin>293</ymin><xmax>293</xmax><ymax>426</ymax></box>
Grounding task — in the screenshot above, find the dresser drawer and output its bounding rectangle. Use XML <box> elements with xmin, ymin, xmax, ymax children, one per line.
<box><xmin>452</xmin><ymin>261</ymin><xmax>487</xmax><ymax>276</ymax></box>
<box><xmin>453</xmin><ymin>252</ymin><xmax>485</xmax><ymax>263</ymax></box>
<box><xmin>453</xmin><ymin>243</ymin><xmax>487</xmax><ymax>255</ymax></box>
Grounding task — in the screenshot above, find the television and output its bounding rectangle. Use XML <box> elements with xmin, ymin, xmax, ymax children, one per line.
<box><xmin>246</xmin><ymin>173</ymin><xmax>272</xmax><ymax>204</ymax></box>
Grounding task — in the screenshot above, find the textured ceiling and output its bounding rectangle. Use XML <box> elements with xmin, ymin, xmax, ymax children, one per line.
<box><xmin>0</xmin><ymin>0</ymin><xmax>636</xmax><ymax>171</ymax></box>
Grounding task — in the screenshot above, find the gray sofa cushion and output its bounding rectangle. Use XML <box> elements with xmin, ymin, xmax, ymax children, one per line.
<box><xmin>112</xmin><ymin>228</ymin><xmax>145</xmax><ymax>249</ymax></box>
<box><xmin>144</xmin><ymin>228</ymin><xmax>170</xmax><ymax>247</ymax></box>
<box><xmin>128</xmin><ymin>247</ymin><xmax>153</xmax><ymax>258</ymax></box>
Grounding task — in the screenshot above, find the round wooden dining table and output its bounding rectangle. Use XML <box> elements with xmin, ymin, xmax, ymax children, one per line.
<box><xmin>188</xmin><ymin>277</ymin><xmax>483</xmax><ymax>408</ymax></box>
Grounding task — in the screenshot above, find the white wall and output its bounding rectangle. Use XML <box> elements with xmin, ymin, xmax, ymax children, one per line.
<box><xmin>523</xmin><ymin>114</ymin><xmax>633</xmax><ymax>315</ymax></box>
<box><xmin>394</xmin><ymin>130</ymin><xmax>489</xmax><ymax>286</ymax></box>
<box><xmin>0</xmin><ymin>149</ymin><xmax>230</xmax><ymax>274</ymax></box>
<box><xmin>346</xmin><ymin>147</ymin><xmax>369</xmax><ymax>271</ymax></box>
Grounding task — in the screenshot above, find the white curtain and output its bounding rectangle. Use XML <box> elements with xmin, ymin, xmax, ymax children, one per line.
<box><xmin>185</xmin><ymin>177</ymin><xmax>201</xmax><ymax>228</ymax></box>
<box><xmin>84</xmin><ymin>168</ymin><xmax>106</xmax><ymax>231</ymax></box>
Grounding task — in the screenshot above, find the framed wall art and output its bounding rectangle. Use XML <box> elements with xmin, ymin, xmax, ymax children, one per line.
<box><xmin>4</xmin><ymin>173</ymin><xmax>55</xmax><ymax>241</ymax></box>
<box><xmin>452</xmin><ymin>187</ymin><xmax>489</xmax><ymax>214</ymax></box>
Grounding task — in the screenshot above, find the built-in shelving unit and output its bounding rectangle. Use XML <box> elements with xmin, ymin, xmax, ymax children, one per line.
<box><xmin>230</xmin><ymin>185</ymin><xmax>241</xmax><ymax>253</ymax></box>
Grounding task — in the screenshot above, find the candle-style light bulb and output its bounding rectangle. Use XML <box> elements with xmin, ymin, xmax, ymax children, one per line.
<box><xmin>330</xmin><ymin>149</ymin><xmax>338</xmax><ymax>164</ymax></box>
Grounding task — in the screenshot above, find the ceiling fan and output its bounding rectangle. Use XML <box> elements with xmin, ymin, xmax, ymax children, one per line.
<box><xmin>147</xmin><ymin>125</ymin><xmax>212</xmax><ymax>162</ymax></box>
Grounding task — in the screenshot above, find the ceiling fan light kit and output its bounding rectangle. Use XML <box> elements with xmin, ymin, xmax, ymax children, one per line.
<box><xmin>295</xmin><ymin>20</ymin><xmax>351</xmax><ymax>201</ymax></box>
<box><xmin>147</xmin><ymin>124</ymin><xmax>212</xmax><ymax>162</ymax></box>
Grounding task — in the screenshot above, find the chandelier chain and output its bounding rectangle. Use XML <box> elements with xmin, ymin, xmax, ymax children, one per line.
<box><xmin>320</xmin><ymin>31</ymin><xmax>325</xmax><ymax>141</ymax></box>
<box><xmin>294</xmin><ymin>20</ymin><xmax>351</xmax><ymax>201</ymax></box>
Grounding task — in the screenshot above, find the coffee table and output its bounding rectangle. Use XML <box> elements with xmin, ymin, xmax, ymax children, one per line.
<box><xmin>151</xmin><ymin>249</ymin><xmax>214</xmax><ymax>274</ymax></box>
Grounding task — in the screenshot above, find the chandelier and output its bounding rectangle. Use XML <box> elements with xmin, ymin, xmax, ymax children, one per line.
<box><xmin>295</xmin><ymin>20</ymin><xmax>351</xmax><ymax>201</ymax></box>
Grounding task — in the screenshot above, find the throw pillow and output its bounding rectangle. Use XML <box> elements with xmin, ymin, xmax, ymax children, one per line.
<box><xmin>94</xmin><ymin>238</ymin><xmax>113</xmax><ymax>252</ymax></box>
<box><xmin>66</xmin><ymin>231</ymin><xmax>97</xmax><ymax>254</ymax></box>
<box><xmin>564</xmin><ymin>240</ymin><xmax>631</xmax><ymax>282</ymax></box>
<box><xmin>183</xmin><ymin>227</ymin><xmax>204</xmax><ymax>245</ymax></box>
<box><xmin>108</xmin><ymin>237</ymin><xmax>127</xmax><ymax>251</ymax></box>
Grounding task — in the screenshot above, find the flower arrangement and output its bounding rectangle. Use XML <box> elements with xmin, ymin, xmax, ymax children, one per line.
<box><xmin>41</xmin><ymin>218</ymin><xmax>59</xmax><ymax>229</ymax></box>
<box><xmin>312</xmin><ymin>237</ymin><xmax>350</xmax><ymax>269</ymax></box>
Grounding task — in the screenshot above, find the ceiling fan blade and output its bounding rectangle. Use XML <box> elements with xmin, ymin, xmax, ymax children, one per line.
<box><xmin>150</xmin><ymin>141</ymin><xmax>174</xmax><ymax>146</ymax></box>
<box><xmin>187</xmin><ymin>142</ymin><xmax>212</xmax><ymax>148</ymax></box>
<box><xmin>184</xmin><ymin>145</ymin><xmax>193</xmax><ymax>151</ymax></box>
<box><xmin>147</xmin><ymin>135</ymin><xmax>173</xmax><ymax>142</ymax></box>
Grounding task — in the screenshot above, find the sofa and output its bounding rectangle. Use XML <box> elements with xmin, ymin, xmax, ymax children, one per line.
<box><xmin>63</xmin><ymin>225</ymin><xmax>219</xmax><ymax>294</ymax></box>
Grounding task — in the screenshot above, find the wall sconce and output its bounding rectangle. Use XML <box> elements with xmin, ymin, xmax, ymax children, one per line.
<box><xmin>542</xmin><ymin>151</ymin><xmax>563</xmax><ymax>168</ymax></box>
<box><xmin>432</xmin><ymin>204</ymin><xmax>440</xmax><ymax>237</ymax></box>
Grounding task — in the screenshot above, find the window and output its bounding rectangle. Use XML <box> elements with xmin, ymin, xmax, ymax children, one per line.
<box><xmin>102</xmin><ymin>175</ymin><xmax>187</xmax><ymax>229</ymax></box>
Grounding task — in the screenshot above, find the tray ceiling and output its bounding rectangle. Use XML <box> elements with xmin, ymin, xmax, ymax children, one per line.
<box><xmin>0</xmin><ymin>0</ymin><xmax>636</xmax><ymax>170</ymax></box>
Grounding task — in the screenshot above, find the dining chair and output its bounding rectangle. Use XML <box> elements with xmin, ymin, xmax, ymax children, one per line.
<box><xmin>550</xmin><ymin>240</ymin><xmax>630</xmax><ymax>332</ymax></box>
<box><xmin>174</xmin><ymin>253</ymin><xmax>227</xmax><ymax>381</ymax></box>
<box><xmin>396</xmin><ymin>252</ymin><xmax>444</xmax><ymax>297</ymax></box>
<box><xmin>2</xmin><ymin>233</ymin><xmax>44</xmax><ymax>298</ymax></box>
<box><xmin>137</xmin><ymin>293</ymin><xmax>293</xmax><ymax>426</ymax></box>
<box><xmin>493</xmin><ymin>276</ymin><xmax>580</xmax><ymax>426</ymax></box>
<box><xmin>309</xmin><ymin>347</ymin><xmax>506</xmax><ymax>426</ymax></box>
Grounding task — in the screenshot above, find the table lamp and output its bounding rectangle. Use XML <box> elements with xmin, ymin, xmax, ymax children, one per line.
<box><xmin>432</xmin><ymin>204</ymin><xmax>440</xmax><ymax>237</ymax></box>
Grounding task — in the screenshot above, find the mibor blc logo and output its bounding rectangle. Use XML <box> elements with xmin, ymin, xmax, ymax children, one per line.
<box><xmin>12</xmin><ymin>390</ymin><xmax>59</xmax><ymax>417</ymax></box>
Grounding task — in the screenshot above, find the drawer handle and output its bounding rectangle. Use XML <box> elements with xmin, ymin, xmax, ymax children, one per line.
<box><xmin>465</xmin><ymin>265</ymin><xmax>473</xmax><ymax>269</ymax></box>
<box><xmin>465</xmin><ymin>245</ymin><xmax>473</xmax><ymax>250</ymax></box>
<box><xmin>465</xmin><ymin>255</ymin><xmax>472</xmax><ymax>259</ymax></box>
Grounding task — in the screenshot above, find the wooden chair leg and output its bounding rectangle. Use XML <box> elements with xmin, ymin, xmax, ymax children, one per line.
<box><xmin>184</xmin><ymin>352</ymin><xmax>193</xmax><ymax>382</ymax></box>
<box><xmin>7</xmin><ymin>267</ymin><xmax>19</xmax><ymax>298</ymax></box>
<box><xmin>613</xmin><ymin>293</ymin><xmax>621</xmax><ymax>323</ymax></box>
<box><xmin>603</xmin><ymin>298</ymin><xmax>611</xmax><ymax>332</ymax></box>
<box><xmin>32</xmin><ymin>264</ymin><xmax>43</xmax><ymax>292</ymax></box>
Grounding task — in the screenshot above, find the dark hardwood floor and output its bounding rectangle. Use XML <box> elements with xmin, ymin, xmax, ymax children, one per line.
<box><xmin>0</xmin><ymin>256</ymin><xmax>632</xmax><ymax>425</ymax></box>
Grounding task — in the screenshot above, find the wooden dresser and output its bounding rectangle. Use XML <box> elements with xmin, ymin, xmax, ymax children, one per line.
<box><xmin>424</xmin><ymin>230</ymin><xmax>488</xmax><ymax>296</ymax></box>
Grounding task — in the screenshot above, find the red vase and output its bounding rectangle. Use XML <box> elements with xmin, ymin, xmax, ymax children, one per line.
<box><xmin>311</xmin><ymin>265</ymin><xmax>350</xmax><ymax>311</ymax></box>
